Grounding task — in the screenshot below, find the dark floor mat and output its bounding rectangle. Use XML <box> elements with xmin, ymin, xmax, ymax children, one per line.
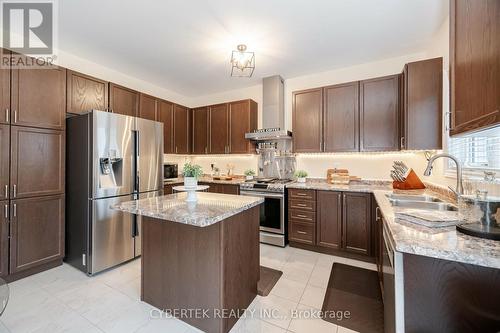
<box><xmin>258</xmin><ymin>266</ymin><xmax>283</xmax><ymax>296</ymax></box>
<box><xmin>322</xmin><ymin>263</ymin><xmax>384</xmax><ymax>333</ymax></box>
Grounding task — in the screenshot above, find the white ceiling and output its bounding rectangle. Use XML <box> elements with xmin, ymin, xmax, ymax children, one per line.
<box><xmin>59</xmin><ymin>0</ymin><xmax>448</xmax><ymax>97</ymax></box>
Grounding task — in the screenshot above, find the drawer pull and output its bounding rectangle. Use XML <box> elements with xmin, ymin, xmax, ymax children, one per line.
<box><xmin>296</xmin><ymin>203</ymin><xmax>307</xmax><ymax>207</ymax></box>
<box><xmin>297</xmin><ymin>231</ymin><xmax>307</xmax><ymax>235</ymax></box>
<box><xmin>296</xmin><ymin>193</ymin><xmax>308</xmax><ymax>196</ymax></box>
<box><xmin>296</xmin><ymin>214</ymin><xmax>308</xmax><ymax>218</ymax></box>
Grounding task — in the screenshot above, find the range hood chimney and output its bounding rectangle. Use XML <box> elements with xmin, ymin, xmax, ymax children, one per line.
<box><xmin>245</xmin><ymin>75</ymin><xmax>292</xmax><ymax>141</ymax></box>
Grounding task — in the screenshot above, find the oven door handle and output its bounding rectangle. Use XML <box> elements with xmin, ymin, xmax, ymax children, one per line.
<box><xmin>239</xmin><ymin>190</ymin><xmax>284</xmax><ymax>199</ymax></box>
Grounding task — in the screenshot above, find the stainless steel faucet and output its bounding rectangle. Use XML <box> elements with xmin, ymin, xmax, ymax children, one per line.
<box><xmin>424</xmin><ymin>153</ymin><xmax>464</xmax><ymax>198</ymax></box>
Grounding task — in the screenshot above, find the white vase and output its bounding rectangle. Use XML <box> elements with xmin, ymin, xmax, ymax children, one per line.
<box><xmin>245</xmin><ymin>175</ymin><xmax>254</xmax><ymax>181</ymax></box>
<box><xmin>297</xmin><ymin>177</ymin><xmax>306</xmax><ymax>183</ymax></box>
<box><xmin>184</xmin><ymin>177</ymin><xmax>197</xmax><ymax>189</ymax></box>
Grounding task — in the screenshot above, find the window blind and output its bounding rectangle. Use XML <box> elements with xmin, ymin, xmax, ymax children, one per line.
<box><xmin>447</xmin><ymin>126</ymin><xmax>500</xmax><ymax>170</ymax></box>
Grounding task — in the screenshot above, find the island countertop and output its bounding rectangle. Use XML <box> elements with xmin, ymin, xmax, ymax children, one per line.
<box><xmin>112</xmin><ymin>192</ymin><xmax>263</xmax><ymax>227</ymax></box>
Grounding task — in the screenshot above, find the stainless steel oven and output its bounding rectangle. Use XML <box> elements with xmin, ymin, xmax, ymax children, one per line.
<box><xmin>240</xmin><ymin>189</ymin><xmax>286</xmax><ymax>247</ymax></box>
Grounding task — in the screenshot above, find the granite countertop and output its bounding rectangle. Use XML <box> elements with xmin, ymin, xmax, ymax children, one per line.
<box><xmin>112</xmin><ymin>192</ymin><xmax>263</xmax><ymax>227</ymax></box>
<box><xmin>163</xmin><ymin>176</ymin><xmax>245</xmax><ymax>186</ymax></box>
<box><xmin>288</xmin><ymin>179</ymin><xmax>500</xmax><ymax>269</ymax></box>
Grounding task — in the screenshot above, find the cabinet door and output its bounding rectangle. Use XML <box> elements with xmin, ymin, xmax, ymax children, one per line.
<box><xmin>222</xmin><ymin>184</ymin><xmax>239</xmax><ymax>195</ymax></box>
<box><xmin>11</xmin><ymin>127</ymin><xmax>65</xmax><ymax>199</ymax></box>
<box><xmin>229</xmin><ymin>100</ymin><xmax>257</xmax><ymax>154</ymax></box>
<box><xmin>403</xmin><ymin>58</ymin><xmax>442</xmax><ymax>150</ymax></box>
<box><xmin>342</xmin><ymin>192</ymin><xmax>371</xmax><ymax>255</ymax></box>
<box><xmin>0</xmin><ymin>125</ymin><xmax>8</xmax><ymax>200</ymax></box>
<box><xmin>450</xmin><ymin>0</ymin><xmax>500</xmax><ymax>135</ymax></box>
<box><xmin>0</xmin><ymin>200</ymin><xmax>8</xmax><ymax>277</ymax></box>
<box><xmin>67</xmin><ymin>70</ymin><xmax>108</xmax><ymax>115</ymax></box>
<box><xmin>316</xmin><ymin>191</ymin><xmax>342</xmax><ymax>249</ymax></box>
<box><xmin>360</xmin><ymin>75</ymin><xmax>399</xmax><ymax>151</ymax></box>
<box><xmin>158</xmin><ymin>100</ymin><xmax>174</xmax><ymax>154</ymax></box>
<box><xmin>0</xmin><ymin>50</ymin><xmax>10</xmax><ymax>125</ymax></box>
<box><xmin>173</xmin><ymin>104</ymin><xmax>190</xmax><ymax>154</ymax></box>
<box><xmin>209</xmin><ymin>104</ymin><xmax>229</xmax><ymax>154</ymax></box>
<box><xmin>10</xmin><ymin>194</ymin><xmax>64</xmax><ymax>274</ymax></box>
<box><xmin>323</xmin><ymin>82</ymin><xmax>359</xmax><ymax>152</ymax></box>
<box><xmin>109</xmin><ymin>83</ymin><xmax>139</xmax><ymax>117</ymax></box>
<box><xmin>11</xmin><ymin>62</ymin><xmax>66</xmax><ymax>130</ymax></box>
<box><xmin>292</xmin><ymin>89</ymin><xmax>322</xmax><ymax>152</ymax></box>
<box><xmin>139</xmin><ymin>94</ymin><xmax>157</xmax><ymax>121</ymax></box>
<box><xmin>192</xmin><ymin>107</ymin><xmax>209</xmax><ymax>154</ymax></box>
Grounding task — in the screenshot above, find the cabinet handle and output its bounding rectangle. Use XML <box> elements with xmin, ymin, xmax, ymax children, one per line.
<box><xmin>296</xmin><ymin>214</ymin><xmax>308</xmax><ymax>218</ymax></box>
<box><xmin>296</xmin><ymin>203</ymin><xmax>307</xmax><ymax>207</ymax></box>
<box><xmin>400</xmin><ymin>137</ymin><xmax>405</xmax><ymax>149</ymax></box>
<box><xmin>445</xmin><ymin>111</ymin><xmax>451</xmax><ymax>132</ymax></box>
<box><xmin>13</xmin><ymin>185</ymin><xmax>16</xmax><ymax>198</ymax></box>
<box><xmin>297</xmin><ymin>231</ymin><xmax>307</xmax><ymax>235</ymax></box>
<box><xmin>175</xmin><ymin>146</ymin><xmax>178</xmax><ymax>154</ymax></box>
<box><xmin>4</xmin><ymin>185</ymin><xmax>7</xmax><ymax>198</ymax></box>
<box><xmin>376</xmin><ymin>207</ymin><xmax>381</xmax><ymax>221</ymax></box>
<box><xmin>13</xmin><ymin>203</ymin><xmax>16</xmax><ymax>218</ymax></box>
<box><xmin>5</xmin><ymin>108</ymin><xmax>8</xmax><ymax>123</ymax></box>
<box><xmin>13</xmin><ymin>110</ymin><xmax>17</xmax><ymax>123</ymax></box>
<box><xmin>3</xmin><ymin>204</ymin><xmax>7</xmax><ymax>219</ymax></box>
<box><xmin>296</xmin><ymin>193</ymin><xmax>308</xmax><ymax>197</ymax></box>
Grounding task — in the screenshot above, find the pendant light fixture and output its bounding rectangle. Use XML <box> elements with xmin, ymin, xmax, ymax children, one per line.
<box><xmin>230</xmin><ymin>44</ymin><xmax>255</xmax><ymax>77</ymax></box>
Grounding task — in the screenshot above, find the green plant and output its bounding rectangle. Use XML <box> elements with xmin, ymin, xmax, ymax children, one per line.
<box><xmin>182</xmin><ymin>163</ymin><xmax>203</xmax><ymax>178</ymax></box>
<box><xmin>294</xmin><ymin>170</ymin><xmax>308</xmax><ymax>178</ymax></box>
<box><xmin>244</xmin><ymin>169</ymin><xmax>256</xmax><ymax>176</ymax></box>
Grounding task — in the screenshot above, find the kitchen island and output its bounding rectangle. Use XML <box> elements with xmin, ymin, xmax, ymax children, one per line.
<box><xmin>113</xmin><ymin>192</ymin><xmax>263</xmax><ymax>333</ymax></box>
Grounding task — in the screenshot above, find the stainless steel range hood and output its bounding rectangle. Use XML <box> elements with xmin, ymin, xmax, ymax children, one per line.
<box><xmin>245</xmin><ymin>75</ymin><xmax>292</xmax><ymax>141</ymax></box>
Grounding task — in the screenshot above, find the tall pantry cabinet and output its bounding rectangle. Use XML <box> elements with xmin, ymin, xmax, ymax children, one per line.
<box><xmin>0</xmin><ymin>50</ymin><xmax>65</xmax><ymax>281</ymax></box>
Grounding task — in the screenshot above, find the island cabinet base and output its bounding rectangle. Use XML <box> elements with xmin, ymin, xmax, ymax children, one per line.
<box><xmin>141</xmin><ymin>206</ymin><xmax>260</xmax><ymax>333</ymax></box>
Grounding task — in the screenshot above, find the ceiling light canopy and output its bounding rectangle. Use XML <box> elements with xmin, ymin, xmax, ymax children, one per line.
<box><xmin>230</xmin><ymin>44</ymin><xmax>255</xmax><ymax>77</ymax></box>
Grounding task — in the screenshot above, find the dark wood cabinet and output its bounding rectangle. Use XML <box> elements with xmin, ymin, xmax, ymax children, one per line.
<box><xmin>0</xmin><ymin>200</ymin><xmax>8</xmax><ymax>277</ymax></box>
<box><xmin>200</xmin><ymin>183</ymin><xmax>239</xmax><ymax>195</ymax></box>
<box><xmin>450</xmin><ymin>0</ymin><xmax>500</xmax><ymax>135</ymax></box>
<box><xmin>228</xmin><ymin>100</ymin><xmax>257</xmax><ymax>154</ymax></box>
<box><xmin>10</xmin><ymin>127</ymin><xmax>64</xmax><ymax>199</ymax></box>
<box><xmin>109</xmin><ymin>83</ymin><xmax>139</xmax><ymax>117</ymax></box>
<box><xmin>163</xmin><ymin>184</ymin><xmax>174</xmax><ymax>195</ymax></box>
<box><xmin>292</xmin><ymin>88</ymin><xmax>322</xmax><ymax>152</ymax></box>
<box><xmin>209</xmin><ymin>104</ymin><xmax>229</xmax><ymax>154</ymax></box>
<box><xmin>323</xmin><ymin>82</ymin><xmax>359</xmax><ymax>152</ymax></box>
<box><xmin>316</xmin><ymin>190</ymin><xmax>342</xmax><ymax>249</ymax></box>
<box><xmin>192</xmin><ymin>107</ymin><xmax>209</xmax><ymax>154</ymax></box>
<box><xmin>288</xmin><ymin>189</ymin><xmax>316</xmax><ymax>245</ymax></box>
<box><xmin>9</xmin><ymin>194</ymin><xmax>64</xmax><ymax>274</ymax></box>
<box><xmin>173</xmin><ymin>104</ymin><xmax>190</xmax><ymax>154</ymax></box>
<box><xmin>0</xmin><ymin>125</ymin><xmax>8</xmax><ymax>200</ymax></box>
<box><xmin>342</xmin><ymin>192</ymin><xmax>371</xmax><ymax>255</ymax></box>
<box><xmin>66</xmin><ymin>70</ymin><xmax>109</xmax><ymax>115</ymax></box>
<box><xmin>11</xmin><ymin>63</ymin><xmax>66</xmax><ymax>130</ymax></box>
<box><xmin>360</xmin><ymin>75</ymin><xmax>399</xmax><ymax>152</ymax></box>
<box><xmin>158</xmin><ymin>100</ymin><xmax>174</xmax><ymax>154</ymax></box>
<box><xmin>139</xmin><ymin>94</ymin><xmax>158</xmax><ymax>121</ymax></box>
<box><xmin>402</xmin><ymin>58</ymin><xmax>442</xmax><ymax>150</ymax></box>
<box><xmin>0</xmin><ymin>50</ymin><xmax>10</xmax><ymax>125</ymax></box>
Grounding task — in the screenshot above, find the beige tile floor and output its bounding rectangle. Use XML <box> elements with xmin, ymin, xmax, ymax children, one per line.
<box><xmin>0</xmin><ymin>244</ymin><xmax>375</xmax><ymax>333</ymax></box>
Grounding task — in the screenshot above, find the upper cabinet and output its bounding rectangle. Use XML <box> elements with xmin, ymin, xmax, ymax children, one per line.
<box><xmin>209</xmin><ymin>103</ymin><xmax>229</xmax><ymax>154</ymax></box>
<box><xmin>292</xmin><ymin>88</ymin><xmax>323</xmax><ymax>153</ymax></box>
<box><xmin>173</xmin><ymin>104</ymin><xmax>190</xmax><ymax>154</ymax></box>
<box><xmin>11</xmin><ymin>56</ymin><xmax>66</xmax><ymax>130</ymax></box>
<box><xmin>192</xmin><ymin>107</ymin><xmax>209</xmax><ymax>154</ymax></box>
<box><xmin>0</xmin><ymin>50</ymin><xmax>10</xmax><ymax>125</ymax></box>
<box><xmin>360</xmin><ymin>75</ymin><xmax>399</xmax><ymax>152</ymax></box>
<box><xmin>228</xmin><ymin>100</ymin><xmax>258</xmax><ymax>154</ymax></box>
<box><xmin>450</xmin><ymin>0</ymin><xmax>500</xmax><ymax>135</ymax></box>
<box><xmin>139</xmin><ymin>94</ymin><xmax>158</xmax><ymax>121</ymax></box>
<box><xmin>158</xmin><ymin>100</ymin><xmax>174</xmax><ymax>154</ymax></box>
<box><xmin>67</xmin><ymin>70</ymin><xmax>109</xmax><ymax>115</ymax></box>
<box><xmin>401</xmin><ymin>58</ymin><xmax>442</xmax><ymax>150</ymax></box>
<box><xmin>323</xmin><ymin>82</ymin><xmax>359</xmax><ymax>152</ymax></box>
<box><xmin>109</xmin><ymin>83</ymin><xmax>139</xmax><ymax>117</ymax></box>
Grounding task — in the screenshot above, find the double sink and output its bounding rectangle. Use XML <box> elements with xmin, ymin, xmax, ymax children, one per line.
<box><xmin>386</xmin><ymin>193</ymin><xmax>457</xmax><ymax>211</ymax></box>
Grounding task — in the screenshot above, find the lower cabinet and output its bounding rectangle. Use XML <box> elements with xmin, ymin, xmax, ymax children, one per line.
<box><xmin>9</xmin><ymin>194</ymin><xmax>64</xmax><ymax>274</ymax></box>
<box><xmin>201</xmin><ymin>183</ymin><xmax>239</xmax><ymax>195</ymax></box>
<box><xmin>316</xmin><ymin>191</ymin><xmax>342</xmax><ymax>249</ymax></box>
<box><xmin>0</xmin><ymin>200</ymin><xmax>8</xmax><ymax>277</ymax></box>
<box><xmin>288</xmin><ymin>189</ymin><xmax>373</xmax><ymax>258</ymax></box>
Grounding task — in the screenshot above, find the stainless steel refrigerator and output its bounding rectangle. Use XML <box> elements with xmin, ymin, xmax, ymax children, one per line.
<box><xmin>66</xmin><ymin>110</ymin><xmax>163</xmax><ymax>275</ymax></box>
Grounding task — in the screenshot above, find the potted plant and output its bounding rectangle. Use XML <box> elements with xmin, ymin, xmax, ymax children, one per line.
<box><xmin>295</xmin><ymin>170</ymin><xmax>308</xmax><ymax>183</ymax></box>
<box><xmin>183</xmin><ymin>163</ymin><xmax>203</xmax><ymax>188</ymax></box>
<box><xmin>244</xmin><ymin>169</ymin><xmax>256</xmax><ymax>180</ymax></box>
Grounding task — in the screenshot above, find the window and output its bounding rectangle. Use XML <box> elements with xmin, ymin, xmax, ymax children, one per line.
<box><xmin>447</xmin><ymin>126</ymin><xmax>500</xmax><ymax>172</ymax></box>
